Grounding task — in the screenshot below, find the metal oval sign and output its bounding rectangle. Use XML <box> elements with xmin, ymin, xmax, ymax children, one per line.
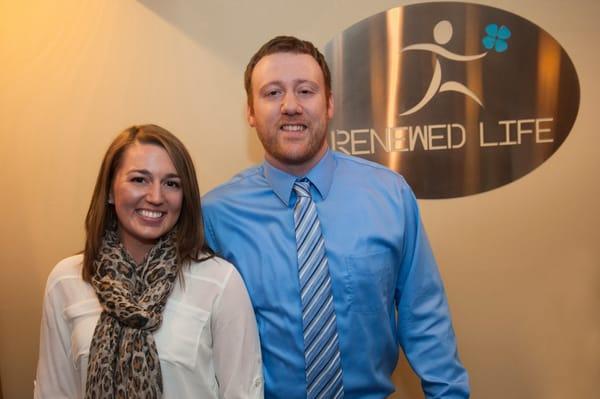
<box><xmin>324</xmin><ymin>2</ymin><xmax>580</xmax><ymax>199</ymax></box>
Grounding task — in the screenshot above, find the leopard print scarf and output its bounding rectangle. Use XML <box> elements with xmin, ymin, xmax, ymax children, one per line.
<box><xmin>85</xmin><ymin>230</ymin><xmax>178</xmax><ymax>399</ymax></box>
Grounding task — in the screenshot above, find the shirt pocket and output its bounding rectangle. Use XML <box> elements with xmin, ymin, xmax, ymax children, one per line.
<box><xmin>344</xmin><ymin>249</ymin><xmax>394</xmax><ymax>314</ymax></box>
<box><xmin>63</xmin><ymin>299</ymin><xmax>102</xmax><ymax>369</ymax></box>
<box><xmin>154</xmin><ymin>299</ymin><xmax>210</xmax><ymax>370</ymax></box>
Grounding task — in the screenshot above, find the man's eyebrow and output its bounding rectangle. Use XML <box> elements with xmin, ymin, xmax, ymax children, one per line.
<box><xmin>259</xmin><ymin>80</ymin><xmax>284</xmax><ymax>89</ymax></box>
<box><xmin>259</xmin><ymin>79</ymin><xmax>318</xmax><ymax>90</ymax></box>
<box><xmin>294</xmin><ymin>79</ymin><xmax>317</xmax><ymax>85</ymax></box>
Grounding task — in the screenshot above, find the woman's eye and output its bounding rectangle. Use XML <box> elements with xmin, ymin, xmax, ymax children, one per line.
<box><xmin>131</xmin><ymin>176</ymin><xmax>146</xmax><ymax>183</ymax></box>
<box><xmin>165</xmin><ymin>180</ymin><xmax>181</xmax><ymax>189</ymax></box>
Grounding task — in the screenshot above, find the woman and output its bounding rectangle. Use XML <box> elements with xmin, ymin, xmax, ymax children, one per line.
<box><xmin>35</xmin><ymin>125</ymin><xmax>263</xmax><ymax>398</ymax></box>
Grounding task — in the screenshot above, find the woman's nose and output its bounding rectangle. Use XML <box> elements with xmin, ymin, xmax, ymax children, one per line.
<box><xmin>146</xmin><ymin>182</ymin><xmax>164</xmax><ymax>204</ymax></box>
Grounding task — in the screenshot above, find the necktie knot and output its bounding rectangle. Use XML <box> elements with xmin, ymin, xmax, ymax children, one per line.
<box><xmin>293</xmin><ymin>179</ymin><xmax>312</xmax><ymax>198</ymax></box>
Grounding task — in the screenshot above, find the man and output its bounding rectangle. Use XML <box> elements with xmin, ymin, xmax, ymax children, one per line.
<box><xmin>202</xmin><ymin>36</ymin><xmax>470</xmax><ymax>398</ymax></box>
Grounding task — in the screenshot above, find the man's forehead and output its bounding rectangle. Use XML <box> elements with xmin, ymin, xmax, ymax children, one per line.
<box><xmin>252</xmin><ymin>52</ymin><xmax>324</xmax><ymax>86</ymax></box>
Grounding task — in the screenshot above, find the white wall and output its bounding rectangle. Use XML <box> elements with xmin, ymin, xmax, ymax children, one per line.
<box><xmin>1</xmin><ymin>1</ymin><xmax>598</xmax><ymax>398</ymax></box>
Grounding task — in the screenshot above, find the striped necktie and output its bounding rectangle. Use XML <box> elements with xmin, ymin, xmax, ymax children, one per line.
<box><xmin>293</xmin><ymin>179</ymin><xmax>344</xmax><ymax>399</ymax></box>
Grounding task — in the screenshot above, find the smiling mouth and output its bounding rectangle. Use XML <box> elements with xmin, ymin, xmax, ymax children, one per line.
<box><xmin>136</xmin><ymin>209</ymin><xmax>165</xmax><ymax>219</ymax></box>
<box><xmin>280</xmin><ymin>123</ymin><xmax>307</xmax><ymax>132</ymax></box>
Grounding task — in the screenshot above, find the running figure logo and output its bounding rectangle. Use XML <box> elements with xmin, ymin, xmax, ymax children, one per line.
<box><xmin>400</xmin><ymin>20</ymin><xmax>498</xmax><ymax>116</ymax></box>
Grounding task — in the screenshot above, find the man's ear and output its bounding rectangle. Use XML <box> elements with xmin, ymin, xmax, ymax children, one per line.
<box><xmin>246</xmin><ymin>102</ymin><xmax>257</xmax><ymax>127</ymax></box>
<box><xmin>327</xmin><ymin>94</ymin><xmax>334</xmax><ymax>120</ymax></box>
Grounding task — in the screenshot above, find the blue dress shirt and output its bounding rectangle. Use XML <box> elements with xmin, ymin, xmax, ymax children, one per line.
<box><xmin>202</xmin><ymin>150</ymin><xmax>469</xmax><ymax>398</ymax></box>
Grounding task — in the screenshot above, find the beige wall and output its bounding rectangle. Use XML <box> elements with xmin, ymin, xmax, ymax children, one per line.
<box><xmin>1</xmin><ymin>1</ymin><xmax>598</xmax><ymax>398</ymax></box>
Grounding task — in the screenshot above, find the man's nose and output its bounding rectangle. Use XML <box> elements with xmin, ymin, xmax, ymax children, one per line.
<box><xmin>281</xmin><ymin>93</ymin><xmax>302</xmax><ymax>115</ymax></box>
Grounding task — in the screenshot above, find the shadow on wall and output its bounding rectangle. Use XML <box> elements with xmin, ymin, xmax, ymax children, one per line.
<box><xmin>138</xmin><ymin>0</ymin><xmax>311</xmax><ymax>66</ymax></box>
<box><xmin>138</xmin><ymin>0</ymin><xmax>269</xmax><ymax>166</ymax></box>
<box><xmin>246</xmin><ymin>124</ymin><xmax>264</xmax><ymax>165</ymax></box>
<box><xmin>390</xmin><ymin>351</ymin><xmax>423</xmax><ymax>398</ymax></box>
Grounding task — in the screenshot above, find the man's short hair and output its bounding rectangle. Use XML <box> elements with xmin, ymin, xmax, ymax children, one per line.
<box><xmin>244</xmin><ymin>35</ymin><xmax>332</xmax><ymax>108</ymax></box>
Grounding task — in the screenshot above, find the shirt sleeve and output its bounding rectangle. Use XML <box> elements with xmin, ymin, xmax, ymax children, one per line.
<box><xmin>34</xmin><ymin>282</ymin><xmax>81</xmax><ymax>399</ymax></box>
<box><xmin>203</xmin><ymin>206</ymin><xmax>221</xmax><ymax>254</ymax></box>
<box><xmin>395</xmin><ymin>179</ymin><xmax>470</xmax><ymax>398</ymax></box>
<box><xmin>212</xmin><ymin>266</ymin><xmax>264</xmax><ymax>399</ymax></box>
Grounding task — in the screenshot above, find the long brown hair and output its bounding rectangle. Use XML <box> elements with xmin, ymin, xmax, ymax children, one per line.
<box><xmin>82</xmin><ymin>124</ymin><xmax>212</xmax><ymax>282</ymax></box>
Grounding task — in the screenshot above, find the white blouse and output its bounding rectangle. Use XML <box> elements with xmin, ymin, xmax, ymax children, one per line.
<box><xmin>34</xmin><ymin>254</ymin><xmax>263</xmax><ymax>398</ymax></box>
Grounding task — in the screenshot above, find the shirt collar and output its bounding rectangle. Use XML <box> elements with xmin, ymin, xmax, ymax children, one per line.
<box><xmin>263</xmin><ymin>149</ymin><xmax>336</xmax><ymax>206</ymax></box>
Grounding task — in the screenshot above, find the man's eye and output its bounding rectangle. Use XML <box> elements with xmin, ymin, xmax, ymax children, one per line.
<box><xmin>298</xmin><ymin>88</ymin><xmax>315</xmax><ymax>95</ymax></box>
<box><xmin>265</xmin><ymin>89</ymin><xmax>281</xmax><ymax>97</ymax></box>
